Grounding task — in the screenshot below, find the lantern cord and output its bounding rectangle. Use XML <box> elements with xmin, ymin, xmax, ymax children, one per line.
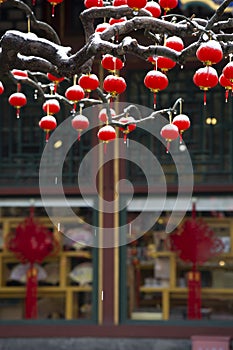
<box><xmin>179</xmin><ymin>132</ymin><xmax>183</xmax><ymax>144</ymax></box>
<box><xmin>203</xmin><ymin>90</ymin><xmax>207</xmax><ymax>106</ymax></box>
<box><xmin>73</xmin><ymin>103</ymin><xmax>77</xmax><ymax>112</ymax></box>
<box><xmin>104</xmin><ymin>142</ymin><xmax>107</xmax><ymax>154</ymax></box>
<box><xmin>153</xmin><ymin>93</ymin><xmax>157</xmax><ymax>109</ymax></box>
<box><xmin>78</xmin><ymin>130</ymin><xmax>81</xmax><ymax>142</ymax></box>
<box><xmin>166</xmin><ymin>141</ymin><xmax>170</xmax><ymax>154</ymax></box>
<box><xmin>16</xmin><ymin>107</ymin><xmax>20</xmax><ymax>119</ymax></box>
<box><xmin>225</xmin><ymin>89</ymin><xmax>229</xmax><ymax>103</ymax></box>
<box><xmin>45</xmin><ymin>131</ymin><xmax>50</xmax><ymax>142</ymax></box>
<box><xmin>123</xmin><ymin>133</ymin><xmax>127</xmax><ymax>144</ymax></box>
<box><xmin>51</xmin><ymin>5</ymin><xmax>55</xmax><ymax>17</ymax></box>
<box><xmin>17</xmin><ymin>83</ymin><xmax>21</xmax><ymax>92</ymax></box>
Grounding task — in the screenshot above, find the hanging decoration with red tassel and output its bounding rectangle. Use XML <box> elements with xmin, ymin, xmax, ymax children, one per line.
<box><xmin>5</xmin><ymin>206</ymin><xmax>59</xmax><ymax>319</ymax></box>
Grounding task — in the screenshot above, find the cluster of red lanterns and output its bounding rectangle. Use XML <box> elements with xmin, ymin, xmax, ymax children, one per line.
<box><xmin>160</xmin><ymin>113</ymin><xmax>190</xmax><ymax>152</ymax></box>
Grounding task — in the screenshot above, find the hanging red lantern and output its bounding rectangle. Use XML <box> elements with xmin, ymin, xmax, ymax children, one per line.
<box><xmin>98</xmin><ymin>108</ymin><xmax>116</xmax><ymax>123</ymax></box>
<box><xmin>196</xmin><ymin>40</ymin><xmax>223</xmax><ymax>66</ymax></box>
<box><xmin>65</xmin><ymin>85</ymin><xmax>85</xmax><ymax>111</ymax></box>
<box><xmin>222</xmin><ymin>61</ymin><xmax>233</xmax><ymax>82</ymax></box>
<box><xmin>159</xmin><ymin>0</ymin><xmax>178</xmax><ymax>14</ymax></box>
<box><xmin>144</xmin><ymin>70</ymin><xmax>168</xmax><ymax>108</ymax></box>
<box><xmin>11</xmin><ymin>69</ymin><xmax>28</xmax><ymax>79</ymax></box>
<box><xmin>193</xmin><ymin>66</ymin><xmax>218</xmax><ymax>105</ymax></box>
<box><xmin>127</xmin><ymin>0</ymin><xmax>147</xmax><ymax>11</ymax></box>
<box><xmin>172</xmin><ymin>114</ymin><xmax>190</xmax><ymax>142</ymax></box>
<box><xmin>157</xmin><ymin>56</ymin><xmax>176</xmax><ymax>72</ymax></box>
<box><xmin>42</xmin><ymin>99</ymin><xmax>60</xmax><ymax>115</ymax></box>
<box><xmin>160</xmin><ymin>123</ymin><xmax>179</xmax><ymax>152</ymax></box>
<box><xmin>84</xmin><ymin>0</ymin><xmax>104</xmax><ymax>8</ymax></box>
<box><xmin>97</xmin><ymin>125</ymin><xmax>117</xmax><ymax>143</ymax></box>
<box><xmin>47</xmin><ymin>73</ymin><xmax>64</xmax><ymax>84</ymax></box>
<box><xmin>47</xmin><ymin>0</ymin><xmax>63</xmax><ymax>17</ymax></box>
<box><xmin>144</xmin><ymin>1</ymin><xmax>161</xmax><ymax>17</ymax></box>
<box><xmin>219</xmin><ymin>73</ymin><xmax>233</xmax><ymax>103</ymax></box>
<box><xmin>119</xmin><ymin>116</ymin><xmax>137</xmax><ymax>143</ymax></box>
<box><xmin>103</xmin><ymin>75</ymin><xmax>127</xmax><ymax>97</ymax></box>
<box><xmin>72</xmin><ymin>114</ymin><xmax>90</xmax><ymax>141</ymax></box>
<box><xmin>78</xmin><ymin>73</ymin><xmax>100</xmax><ymax>95</ymax></box>
<box><xmin>39</xmin><ymin>115</ymin><xmax>57</xmax><ymax>142</ymax></box>
<box><xmin>101</xmin><ymin>54</ymin><xmax>124</xmax><ymax>73</ymax></box>
<box><xmin>8</xmin><ymin>92</ymin><xmax>27</xmax><ymax>118</ymax></box>
<box><xmin>113</xmin><ymin>0</ymin><xmax>127</xmax><ymax>5</ymax></box>
<box><xmin>109</xmin><ymin>17</ymin><xmax>127</xmax><ymax>25</ymax></box>
<box><xmin>0</xmin><ymin>81</ymin><xmax>4</xmax><ymax>95</ymax></box>
<box><xmin>165</xmin><ymin>36</ymin><xmax>184</xmax><ymax>52</ymax></box>
<box><xmin>95</xmin><ymin>23</ymin><xmax>111</xmax><ymax>33</ymax></box>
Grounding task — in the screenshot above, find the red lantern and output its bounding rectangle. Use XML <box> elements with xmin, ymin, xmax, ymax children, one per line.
<box><xmin>144</xmin><ymin>70</ymin><xmax>168</xmax><ymax>108</ymax></box>
<box><xmin>196</xmin><ymin>40</ymin><xmax>223</xmax><ymax>66</ymax></box>
<box><xmin>165</xmin><ymin>36</ymin><xmax>184</xmax><ymax>52</ymax></box>
<box><xmin>109</xmin><ymin>17</ymin><xmax>127</xmax><ymax>25</ymax></box>
<box><xmin>101</xmin><ymin>54</ymin><xmax>124</xmax><ymax>72</ymax></box>
<box><xmin>65</xmin><ymin>85</ymin><xmax>85</xmax><ymax>111</ymax></box>
<box><xmin>39</xmin><ymin>115</ymin><xmax>57</xmax><ymax>142</ymax></box>
<box><xmin>72</xmin><ymin>114</ymin><xmax>90</xmax><ymax>141</ymax></box>
<box><xmin>193</xmin><ymin>66</ymin><xmax>218</xmax><ymax>105</ymax></box>
<box><xmin>84</xmin><ymin>0</ymin><xmax>104</xmax><ymax>8</ymax></box>
<box><xmin>47</xmin><ymin>73</ymin><xmax>64</xmax><ymax>93</ymax></box>
<box><xmin>95</xmin><ymin>23</ymin><xmax>111</xmax><ymax>33</ymax></box>
<box><xmin>97</xmin><ymin>125</ymin><xmax>117</xmax><ymax>143</ymax></box>
<box><xmin>127</xmin><ymin>0</ymin><xmax>147</xmax><ymax>11</ymax></box>
<box><xmin>0</xmin><ymin>81</ymin><xmax>4</xmax><ymax>95</ymax></box>
<box><xmin>160</xmin><ymin>123</ymin><xmax>179</xmax><ymax>152</ymax></box>
<box><xmin>119</xmin><ymin>116</ymin><xmax>137</xmax><ymax>143</ymax></box>
<box><xmin>42</xmin><ymin>99</ymin><xmax>60</xmax><ymax>115</ymax></box>
<box><xmin>157</xmin><ymin>56</ymin><xmax>176</xmax><ymax>72</ymax></box>
<box><xmin>172</xmin><ymin>114</ymin><xmax>190</xmax><ymax>142</ymax></box>
<box><xmin>98</xmin><ymin>108</ymin><xmax>116</xmax><ymax>123</ymax></box>
<box><xmin>11</xmin><ymin>69</ymin><xmax>28</xmax><ymax>79</ymax></box>
<box><xmin>113</xmin><ymin>0</ymin><xmax>127</xmax><ymax>5</ymax></box>
<box><xmin>78</xmin><ymin>74</ymin><xmax>100</xmax><ymax>94</ymax></box>
<box><xmin>222</xmin><ymin>61</ymin><xmax>233</xmax><ymax>82</ymax></box>
<box><xmin>103</xmin><ymin>75</ymin><xmax>127</xmax><ymax>96</ymax></box>
<box><xmin>47</xmin><ymin>0</ymin><xmax>63</xmax><ymax>17</ymax></box>
<box><xmin>8</xmin><ymin>92</ymin><xmax>27</xmax><ymax>118</ymax></box>
<box><xmin>144</xmin><ymin>1</ymin><xmax>161</xmax><ymax>17</ymax></box>
<box><xmin>159</xmin><ymin>0</ymin><xmax>178</xmax><ymax>14</ymax></box>
<box><xmin>219</xmin><ymin>74</ymin><xmax>233</xmax><ymax>103</ymax></box>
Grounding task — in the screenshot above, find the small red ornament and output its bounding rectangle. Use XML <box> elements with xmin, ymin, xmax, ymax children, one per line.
<box><xmin>39</xmin><ymin>115</ymin><xmax>57</xmax><ymax>142</ymax></box>
<box><xmin>157</xmin><ymin>56</ymin><xmax>176</xmax><ymax>72</ymax></box>
<box><xmin>165</xmin><ymin>36</ymin><xmax>184</xmax><ymax>52</ymax></box>
<box><xmin>219</xmin><ymin>73</ymin><xmax>233</xmax><ymax>103</ymax></box>
<box><xmin>42</xmin><ymin>99</ymin><xmax>60</xmax><ymax>115</ymax></box>
<box><xmin>144</xmin><ymin>70</ymin><xmax>168</xmax><ymax>108</ymax></box>
<box><xmin>222</xmin><ymin>61</ymin><xmax>233</xmax><ymax>83</ymax></box>
<box><xmin>193</xmin><ymin>66</ymin><xmax>218</xmax><ymax>105</ymax></box>
<box><xmin>78</xmin><ymin>74</ymin><xmax>100</xmax><ymax>94</ymax></box>
<box><xmin>196</xmin><ymin>40</ymin><xmax>223</xmax><ymax>66</ymax></box>
<box><xmin>98</xmin><ymin>108</ymin><xmax>116</xmax><ymax>123</ymax></box>
<box><xmin>0</xmin><ymin>81</ymin><xmax>4</xmax><ymax>95</ymax></box>
<box><xmin>47</xmin><ymin>73</ymin><xmax>64</xmax><ymax>93</ymax></box>
<box><xmin>144</xmin><ymin>1</ymin><xmax>161</xmax><ymax>17</ymax></box>
<box><xmin>47</xmin><ymin>0</ymin><xmax>63</xmax><ymax>17</ymax></box>
<box><xmin>11</xmin><ymin>69</ymin><xmax>28</xmax><ymax>79</ymax></box>
<box><xmin>8</xmin><ymin>92</ymin><xmax>27</xmax><ymax>118</ymax></box>
<box><xmin>103</xmin><ymin>75</ymin><xmax>127</xmax><ymax>96</ymax></box>
<box><xmin>127</xmin><ymin>0</ymin><xmax>147</xmax><ymax>11</ymax></box>
<box><xmin>95</xmin><ymin>23</ymin><xmax>111</xmax><ymax>33</ymax></box>
<box><xmin>97</xmin><ymin>125</ymin><xmax>117</xmax><ymax>143</ymax></box>
<box><xmin>84</xmin><ymin>0</ymin><xmax>104</xmax><ymax>8</ymax></box>
<box><xmin>160</xmin><ymin>123</ymin><xmax>179</xmax><ymax>152</ymax></box>
<box><xmin>72</xmin><ymin>114</ymin><xmax>90</xmax><ymax>141</ymax></box>
<box><xmin>109</xmin><ymin>17</ymin><xmax>127</xmax><ymax>25</ymax></box>
<box><xmin>113</xmin><ymin>0</ymin><xmax>127</xmax><ymax>5</ymax></box>
<box><xmin>65</xmin><ymin>85</ymin><xmax>85</xmax><ymax>111</ymax></box>
<box><xmin>101</xmin><ymin>54</ymin><xmax>124</xmax><ymax>72</ymax></box>
<box><xmin>159</xmin><ymin>0</ymin><xmax>178</xmax><ymax>14</ymax></box>
<box><xmin>172</xmin><ymin>114</ymin><xmax>190</xmax><ymax>142</ymax></box>
<box><xmin>119</xmin><ymin>116</ymin><xmax>137</xmax><ymax>143</ymax></box>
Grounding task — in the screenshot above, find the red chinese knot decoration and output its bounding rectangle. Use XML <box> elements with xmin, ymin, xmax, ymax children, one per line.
<box><xmin>6</xmin><ymin>207</ymin><xmax>59</xmax><ymax>319</ymax></box>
